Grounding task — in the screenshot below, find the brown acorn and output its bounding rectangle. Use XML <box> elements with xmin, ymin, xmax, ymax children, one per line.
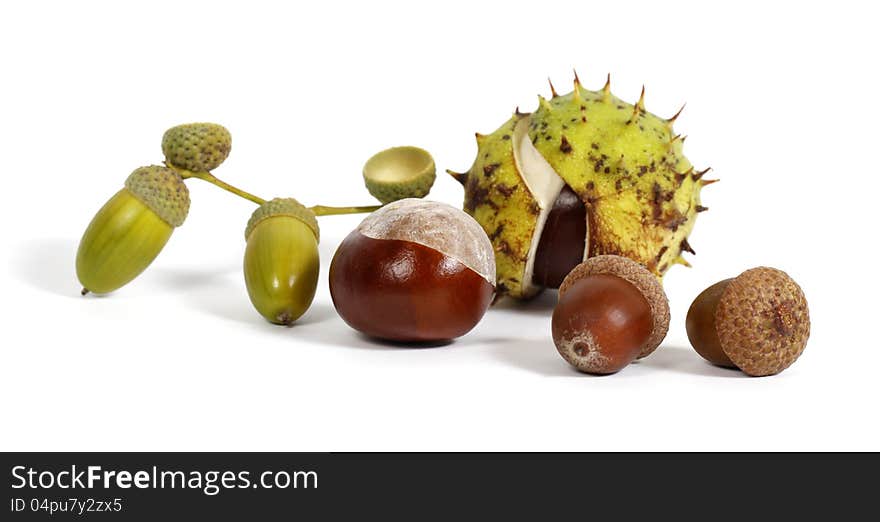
<box><xmin>686</xmin><ymin>267</ymin><xmax>810</xmax><ymax>376</ymax></box>
<box><xmin>552</xmin><ymin>255</ymin><xmax>670</xmax><ymax>374</ymax></box>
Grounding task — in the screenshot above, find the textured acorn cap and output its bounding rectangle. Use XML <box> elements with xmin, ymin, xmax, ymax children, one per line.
<box><xmin>363</xmin><ymin>146</ymin><xmax>436</xmax><ymax>204</ymax></box>
<box><xmin>162</xmin><ymin>123</ymin><xmax>232</xmax><ymax>172</ymax></box>
<box><xmin>715</xmin><ymin>267</ymin><xmax>810</xmax><ymax>376</ymax></box>
<box><xmin>124</xmin><ymin>166</ymin><xmax>190</xmax><ymax>227</ymax></box>
<box><xmin>245</xmin><ymin>198</ymin><xmax>319</xmax><ymax>241</ymax></box>
<box><xmin>559</xmin><ymin>255</ymin><xmax>670</xmax><ymax>358</ymax></box>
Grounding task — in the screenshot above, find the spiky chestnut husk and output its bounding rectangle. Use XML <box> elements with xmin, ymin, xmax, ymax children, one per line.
<box><xmin>530</xmin><ymin>78</ymin><xmax>706</xmax><ymax>274</ymax></box>
<box><xmin>162</xmin><ymin>123</ymin><xmax>232</xmax><ymax>172</ymax></box>
<box><xmin>76</xmin><ymin>166</ymin><xmax>189</xmax><ymax>294</ymax></box>
<box><xmin>450</xmin><ymin>74</ymin><xmax>712</xmax><ymax>299</ymax></box>
<box><xmin>449</xmin><ymin>113</ymin><xmax>546</xmax><ymax>298</ymax></box>
<box><xmin>244</xmin><ymin>198</ymin><xmax>320</xmax><ymax>325</ymax></box>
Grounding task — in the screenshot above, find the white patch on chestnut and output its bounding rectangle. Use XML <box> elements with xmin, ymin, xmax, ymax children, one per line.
<box><xmin>356</xmin><ymin>198</ymin><xmax>496</xmax><ymax>284</ymax></box>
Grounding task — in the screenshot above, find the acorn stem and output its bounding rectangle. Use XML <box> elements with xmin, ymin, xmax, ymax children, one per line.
<box><xmin>186</xmin><ymin>172</ymin><xmax>267</xmax><ymax>205</ymax></box>
<box><xmin>169</xmin><ymin>163</ymin><xmax>383</xmax><ymax>215</ymax></box>
<box><xmin>171</xmin><ymin>165</ymin><xmax>267</xmax><ymax>205</ymax></box>
<box><xmin>309</xmin><ymin>204</ymin><xmax>382</xmax><ymax>217</ymax></box>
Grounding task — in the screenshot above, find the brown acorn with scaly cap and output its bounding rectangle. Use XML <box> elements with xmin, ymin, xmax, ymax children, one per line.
<box><xmin>552</xmin><ymin>255</ymin><xmax>670</xmax><ymax>374</ymax></box>
<box><xmin>449</xmin><ymin>73</ymin><xmax>714</xmax><ymax>299</ymax></box>
<box><xmin>76</xmin><ymin>166</ymin><xmax>190</xmax><ymax>295</ymax></box>
<box><xmin>686</xmin><ymin>267</ymin><xmax>810</xmax><ymax>376</ymax></box>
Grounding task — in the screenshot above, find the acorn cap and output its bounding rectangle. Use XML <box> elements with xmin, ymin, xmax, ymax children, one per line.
<box><xmin>363</xmin><ymin>146</ymin><xmax>436</xmax><ymax>204</ymax></box>
<box><xmin>162</xmin><ymin>123</ymin><xmax>232</xmax><ymax>172</ymax></box>
<box><xmin>715</xmin><ymin>267</ymin><xmax>810</xmax><ymax>376</ymax></box>
<box><xmin>245</xmin><ymin>198</ymin><xmax>319</xmax><ymax>241</ymax></box>
<box><xmin>124</xmin><ymin>165</ymin><xmax>190</xmax><ymax>227</ymax></box>
<box><xmin>559</xmin><ymin>255</ymin><xmax>670</xmax><ymax>358</ymax></box>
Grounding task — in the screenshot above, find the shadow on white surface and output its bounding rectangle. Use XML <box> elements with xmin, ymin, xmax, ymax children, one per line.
<box><xmin>153</xmin><ymin>265</ymin><xmax>238</xmax><ymax>291</ymax></box>
<box><xmin>288</xmin><ymin>323</ymin><xmax>459</xmax><ymax>351</ymax></box>
<box><xmin>489</xmin><ymin>338</ymin><xmax>583</xmax><ymax>377</ymax></box>
<box><xmin>12</xmin><ymin>238</ymin><xmax>81</xmax><ymax>297</ymax></box>
<box><xmin>153</xmin><ymin>266</ymin><xmax>255</xmax><ymax>324</ymax></box>
<box><xmin>295</xmin><ymin>303</ymin><xmax>338</xmax><ymax>327</ymax></box>
<box><xmin>632</xmin><ymin>346</ymin><xmax>747</xmax><ymax>378</ymax></box>
<box><xmin>152</xmin><ymin>266</ymin><xmax>337</xmax><ymax>328</ymax></box>
<box><xmin>489</xmin><ymin>339</ymin><xmax>748</xmax><ymax>378</ymax></box>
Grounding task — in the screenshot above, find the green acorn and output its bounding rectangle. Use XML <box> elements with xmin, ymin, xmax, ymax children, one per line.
<box><xmin>239</xmin><ymin>145</ymin><xmax>439</xmax><ymax>325</ymax></box>
<box><xmin>244</xmin><ymin>198</ymin><xmax>320</xmax><ymax>325</ymax></box>
<box><xmin>162</xmin><ymin>123</ymin><xmax>232</xmax><ymax>172</ymax></box>
<box><xmin>76</xmin><ymin>166</ymin><xmax>190</xmax><ymax>295</ymax></box>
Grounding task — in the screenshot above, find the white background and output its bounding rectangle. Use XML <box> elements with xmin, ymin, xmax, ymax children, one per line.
<box><xmin>1</xmin><ymin>0</ymin><xmax>877</xmax><ymax>451</ymax></box>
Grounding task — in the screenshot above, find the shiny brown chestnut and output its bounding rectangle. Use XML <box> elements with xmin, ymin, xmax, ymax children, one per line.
<box><xmin>552</xmin><ymin>255</ymin><xmax>670</xmax><ymax>374</ymax></box>
<box><xmin>329</xmin><ymin>199</ymin><xmax>496</xmax><ymax>343</ymax></box>
<box><xmin>532</xmin><ymin>186</ymin><xmax>587</xmax><ymax>289</ymax></box>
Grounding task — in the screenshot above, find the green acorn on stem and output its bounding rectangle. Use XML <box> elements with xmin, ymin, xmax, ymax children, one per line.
<box><xmin>243</xmin><ymin>199</ymin><xmax>320</xmax><ymax>325</ymax></box>
<box><xmin>76</xmin><ymin>120</ymin><xmax>436</xmax><ymax>326</ymax></box>
<box><xmin>76</xmin><ymin>166</ymin><xmax>190</xmax><ymax>295</ymax></box>
<box><xmin>76</xmin><ymin>123</ymin><xmax>234</xmax><ymax>295</ymax></box>
<box><xmin>160</xmin><ymin>125</ymin><xmax>437</xmax><ymax>325</ymax></box>
<box><xmin>241</xmin><ymin>146</ymin><xmax>437</xmax><ymax>326</ymax></box>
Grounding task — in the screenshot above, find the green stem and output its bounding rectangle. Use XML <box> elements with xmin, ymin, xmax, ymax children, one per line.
<box><xmin>171</xmin><ymin>165</ymin><xmax>266</xmax><ymax>205</ymax></box>
<box><xmin>168</xmin><ymin>163</ymin><xmax>383</xmax><ymax>216</ymax></box>
<box><xmin>309</xmin><ymin>204</ymin><xmax>382</xmax><ymax>216</ymax></box>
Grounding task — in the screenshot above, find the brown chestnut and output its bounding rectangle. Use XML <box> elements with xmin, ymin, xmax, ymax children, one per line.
<box><xmin>532</xmin><ymin>186</ymin><xmax>587</xmax><ymax>289</ymax></box>
<box><xmin>329</xmin><ymin>199</ymin><xmax>496</xmax><ymax>343</ymax></box>
<box><xmin>552</xmin><ymin>255</ymin><xmax>670</xmax><ymax>374</ymax></box>
<box><xmin>686</xmin><ymin>267</ymin><xmax>810</xmax><ymax>376</ymax></box>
